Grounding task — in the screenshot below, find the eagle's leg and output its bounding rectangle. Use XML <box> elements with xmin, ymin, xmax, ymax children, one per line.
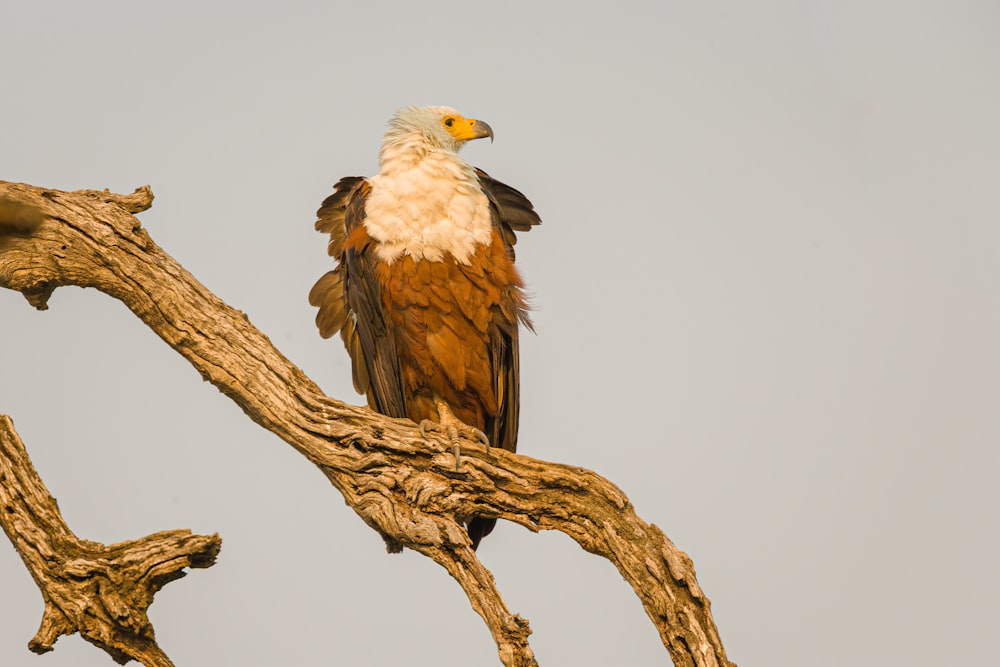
<box><xmin>419</xmin><ymin>399</ymin><xmax>489</xmax><ymax>471</ymax></box>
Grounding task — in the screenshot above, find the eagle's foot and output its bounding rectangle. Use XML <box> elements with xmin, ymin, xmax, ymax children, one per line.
<box><xmin>420</xmin><ymin>400</ymin><xmax>489</xmax><ymax>471</ymax></box>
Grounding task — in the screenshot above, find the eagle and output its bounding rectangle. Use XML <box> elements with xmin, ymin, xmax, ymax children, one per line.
<box><xmin>309</xmin><ymin>106</ymin><xmax>540</xmax><ymax>548</ymax></box>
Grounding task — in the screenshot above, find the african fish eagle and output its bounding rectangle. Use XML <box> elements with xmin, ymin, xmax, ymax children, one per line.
<box><xmin>309</xmin><ymin>106</ymin><xmax>540</xmax><ymax>548</ymax></box>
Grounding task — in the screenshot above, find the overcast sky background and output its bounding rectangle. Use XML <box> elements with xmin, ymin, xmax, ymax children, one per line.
<box><xmin>2</xmin><ymin>1</ymin><xmax>999</xmax><ymax>665</ymax></box>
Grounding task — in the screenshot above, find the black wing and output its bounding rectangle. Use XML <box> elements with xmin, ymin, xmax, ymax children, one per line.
<box><xmin>478</xmin><ymin>168</ymin><xmax>540</xmax><ymax>454</ymax></box>
<box><xmin>468</xmin><ymin>169</ymin><xmax>540</xmax><ymax>548</ymax></box>
<box><xmin>475</xmin><ymin>168</ymin><xmax>541</xmax><ymax>260</ymax></box>
<box><xmin>309</xmin><ymin>177</ymin><xmax>407</xmax><ymax>418</ymax></box>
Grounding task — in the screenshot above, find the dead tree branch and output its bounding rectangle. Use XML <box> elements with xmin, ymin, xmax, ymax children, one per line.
<box><xmin>0</xmin><ymin>180</ymin><xmax>735</xmax><ymax>667</ymax></box>
<box><xmin>0</xmin><ymin>416</ymin><xmax>220</xmax><ymax>666</ymax></box>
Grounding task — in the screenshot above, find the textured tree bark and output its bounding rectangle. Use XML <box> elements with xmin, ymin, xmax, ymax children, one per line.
<box><xmin>0</xmin><ymin>180</ymin><xmax>736</xmax><ymax>667</ymax></box>
<box><xmin>0</xmin><ymin>416</ymin><xmax>221</xmax><ymax>666</ymax></box>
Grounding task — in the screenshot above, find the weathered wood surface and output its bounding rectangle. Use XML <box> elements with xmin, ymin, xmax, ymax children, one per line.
<box><xmin>0</xmin><ymin>181</ymin><xmax>734</xmax><ymax>667</ymax></box>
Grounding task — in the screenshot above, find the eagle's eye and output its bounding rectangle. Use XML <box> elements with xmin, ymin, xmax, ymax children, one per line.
<box><xmin>444</xmin><ymin>117</ymin><xmax>455</xmax><ymax>127</ymax></box>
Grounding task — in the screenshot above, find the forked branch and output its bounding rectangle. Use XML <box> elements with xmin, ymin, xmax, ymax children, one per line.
<box><xmin>0</xmin><ymin>181</ymin><xmax>734</xmax><ymax>667</ymax></box>
<box><xmin>0</xmin><ymin>416</ymin><xmax>220</xmax><ymax>666</ymax></box>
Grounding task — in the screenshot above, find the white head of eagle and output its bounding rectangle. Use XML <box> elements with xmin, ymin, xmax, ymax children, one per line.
<box><xmin>381</xmin><ymin>105</ymin><xmax>494</xmax><ymax>157</ymax></box>
<box><xmin>366</xmin><ymin>106</ymin><xmax>496</xmax><ymax>264</ymax></box>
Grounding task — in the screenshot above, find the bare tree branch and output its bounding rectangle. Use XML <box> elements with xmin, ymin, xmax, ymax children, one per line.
<box><xmin>0</xmin><ymin>415</ymin><xmax>221</xmax><ymax>666</ymax></box>
<box><xmin>0</xmin><ymin>180</ymin><xmax>735</xmax><ymax>667</ymax></box>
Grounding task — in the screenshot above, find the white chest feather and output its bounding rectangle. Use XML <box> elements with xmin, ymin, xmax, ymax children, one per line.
<box><xmin>364</xmin><ymin>149</ymin><xmax>493</xmax><ymax>264</ymax></box>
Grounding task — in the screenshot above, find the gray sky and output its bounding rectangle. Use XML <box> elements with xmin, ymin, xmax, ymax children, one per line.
<box><xmin>2</xmin><ymin>1</ymin><xmax>998</xmax><ymax>665</ymax></box>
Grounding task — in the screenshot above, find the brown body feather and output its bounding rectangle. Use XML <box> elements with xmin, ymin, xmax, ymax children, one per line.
<box><xmin>310</xmin><ymin>171</ymin><xmax>539</xmax><ymax>547</ymax></box>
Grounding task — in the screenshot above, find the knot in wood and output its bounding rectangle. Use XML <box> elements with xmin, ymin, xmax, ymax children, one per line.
<box><xmin>401</xmin><ymin>471</ymin><xmax>451</xmax><ymax>507</ymax></box>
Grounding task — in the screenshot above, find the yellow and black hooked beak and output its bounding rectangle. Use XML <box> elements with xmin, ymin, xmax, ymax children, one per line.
<box><xmin>444</xmin><ymin>115</ymin><xmax>494</xmax><ymax>143</ymax></box>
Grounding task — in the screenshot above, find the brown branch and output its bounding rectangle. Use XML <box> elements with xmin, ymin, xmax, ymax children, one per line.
<box><xmin>0</xmin><ymin>180</ymin><xmax>735</xmax><ymax>667</ymax></box>
<box><xmin>0</xmin><ymin>415</ymin><xmax>221</xmax><ymax>666</ymax></box>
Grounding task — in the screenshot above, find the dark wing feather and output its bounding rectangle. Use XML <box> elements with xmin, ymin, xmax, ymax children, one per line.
<box><xmin>468</xmin><ymin>322</ymin><xmax>520</xmax><ymax>550</ymax></box>
<box><xmin>490</xmin><ymin>323</ymin><xmax>521</xmax><ymax>454</ymax></box>
<box><xmin>477</xmin><ymin>167</ymin><xmax>540</xmax><ymax>455</ymax></box>
<box><xmin>342</xmin><ymin>182</ymin><xmax>408</xmax><ymax>418</ymax></box>
<box><xmin>475</xmin><ymin>168</ymin><xmax>541</xmax><ymax>258</ymax></box>
<box><xmin>468</xmin><ymin>169</ymin><xmax>540</xmax><ymax>548</ymax></box>
<box><xmin>315</xmin><ymin>176</ymin><xmax>365</xmax><ymax>258</ymax></box>
<box><xmin>310</xmin><ymin>178</ymin><xmax>408</xmax><ymax>418</ymax></box>
<box><xmin>308</xmin><ymin>177</ymin><xmax>363</xmax><ymax>339</ymax></box>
